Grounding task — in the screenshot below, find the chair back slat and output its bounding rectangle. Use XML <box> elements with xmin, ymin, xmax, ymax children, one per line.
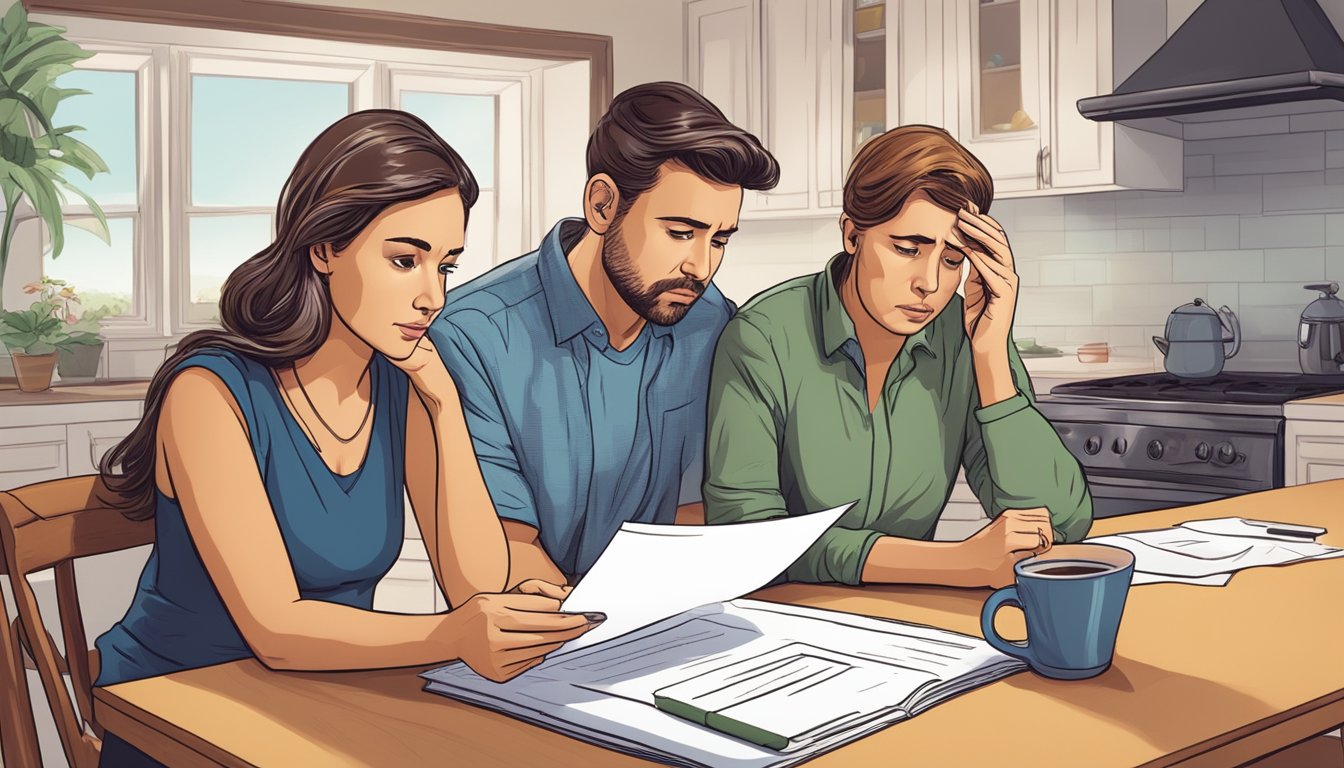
<box><xmin>0</xmin><ymin>558</ymin><xmax>43</xmax><ymax>768</ymax></box>
<box><xmin>0</xmin><ymin>476</ymin><xmax>154</xmax><ymax>768</ymax></box>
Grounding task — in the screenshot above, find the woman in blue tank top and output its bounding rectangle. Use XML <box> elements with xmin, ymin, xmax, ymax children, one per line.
<box><xmin>94</xmin><ymin>110</ymin><xmax>599</xmax><ymax>767</ymax></box>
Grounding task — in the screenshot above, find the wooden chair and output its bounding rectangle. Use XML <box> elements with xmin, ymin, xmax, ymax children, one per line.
<box><xmin>0</xmin><ymin>547</ymin><xmax>43</xmax><ymax>768</ymax></box>
<box><xmin>0</xmin><ymin>475</ymin><xmax>153</xmax><ymax>768</ymax></box>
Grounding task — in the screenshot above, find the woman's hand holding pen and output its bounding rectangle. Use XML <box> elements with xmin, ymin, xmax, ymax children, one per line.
<box><xmin>444</xmin><ymin>591</ymin><xmax>603</xmax><ymax>683</ymax></box>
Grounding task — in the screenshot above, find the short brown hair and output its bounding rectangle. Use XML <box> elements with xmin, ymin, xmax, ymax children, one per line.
<box><xmin>843</xmin><ymin>124</ymin><xmax>992</xmax><ymax>230</ymax></box>
<box><xmin>586</xmin><ymin>81</ymin><xmax>779</xmax><ymax>213</ymax></box>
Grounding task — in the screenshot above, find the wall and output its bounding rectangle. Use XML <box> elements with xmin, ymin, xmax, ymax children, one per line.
<box><xmin>281</xmin><ymin>0</ymin><xmax>686</xmax><ymax>91</ymax></box>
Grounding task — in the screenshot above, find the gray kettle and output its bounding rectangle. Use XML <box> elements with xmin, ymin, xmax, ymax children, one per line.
<box><xmin>1298</xmin><ymin>282</ymin><xmax>1344</xmax><ymax>374</ymax></box>
<box><xmin>1152</xmin><ymin>299</ymin><xmax>1241</xmax><ymax>378</ymax></box>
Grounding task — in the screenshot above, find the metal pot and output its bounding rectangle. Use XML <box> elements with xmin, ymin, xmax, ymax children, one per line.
<box><xmin>1298</xmin><ymin>282</ymin><xmax>1344</xmax><ymax>374</ymax></box>
<box><xmin>1152</xmin><ymin>298</ymin><xmax>1241</xmax><ymax>379</ymax></box>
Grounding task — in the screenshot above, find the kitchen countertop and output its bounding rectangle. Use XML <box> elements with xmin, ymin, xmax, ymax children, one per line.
<box><xmin>1284</xmin><ymin>390</ymin><xmax>1344</xmax><ymax>421</ymax></box>
<box><xmin>0</xmin><ymin>380</ymin><xmax>150</xmax><ymax>406</ymax></box>
<box><xmin>1021</xmin><ymin>355</ymin><xmax>1159</xmax><ymax>378</ymax></box>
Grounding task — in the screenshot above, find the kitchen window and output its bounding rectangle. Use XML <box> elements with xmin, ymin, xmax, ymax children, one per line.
<box><xmin>13</xmin><ymin>8</ymin><xmax>601</xmax><ymax>369</ymax></box>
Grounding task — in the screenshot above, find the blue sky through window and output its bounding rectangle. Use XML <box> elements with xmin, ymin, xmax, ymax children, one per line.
<box><xmin>44</xmin><ymin>218</ymin><xmax>135</xmax><ymax>314</ymax></box>
<box><xmin>191</xmin><ymin>76</ymin><xmax>349</xmax><ymax>207</ymax></box>
<box><xmin>189</xmin><ymin>214</ymin><xmax>272</xmax><ymax>309</ymax></box>
<box><xmin>51</xmin><ymin>70</ymin><xmax>137</xmax><ymax>207</ymax></box>
<box><xmin>400</xmin><ymin>91</ymin><xmax>496</xmax><ymax>189</ymax></box>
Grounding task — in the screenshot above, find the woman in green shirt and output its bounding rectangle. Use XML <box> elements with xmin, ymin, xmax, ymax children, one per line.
<box><xmin>704</xmin><ymin>125</ymin><xmax>1092</xmax><ymax>588</ymax></box>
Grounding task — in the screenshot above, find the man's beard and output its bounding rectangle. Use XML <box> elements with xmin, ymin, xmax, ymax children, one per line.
<box><xmin>601</xmin><ymin>214</ymin><xmax>706</xmax><ymax>326</ymax></box>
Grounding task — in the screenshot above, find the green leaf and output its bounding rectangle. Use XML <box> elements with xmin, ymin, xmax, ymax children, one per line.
<box><xmin>8</xmin><ymin>164</ymin><xmax>64</xmax><ymax>257</ymax></box>
<box><xmin>0</xmin><ymin>129</ymin><xmax>37</xmax><ymax>167</ymax></box>
<box><xmin>2</xmin><ymin>25</ymin><xmax>66</xmax><ymax>74</ymax></box>
<box><xmin>8</xmin><ymin>41</ymin><xmax>91</xmax><ymax>94</ymax></box>
<box><xmin>31</xmin><ymin>85</ymin><xmax>86</xmax><ymax>121</ymax></box>
<box><xmin>0</xmin><ymin>4</ymin><xmax>29</xmax><ymax>54</ymax></box>
<box><xmin>0</xmin><ymin>86</ymin><xmax>52</xmax><ymax>135</ymax></box>
<box><xmin>45</xmin><ymin>169</ymin><xmax>109</xmax><ymax>245</ymax></box>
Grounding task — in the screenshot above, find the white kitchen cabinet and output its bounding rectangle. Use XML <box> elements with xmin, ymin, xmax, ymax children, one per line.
<box><xmin>1286</xmin><ymin>418</ymin><xmax>1344</xmax><ymax>486</ymax></box>
<box><xmin>686</xmin><ymin>0</ymin><xmax>861</xmax><ymax>218</ymax></box>
<box><xmin>66</xmin><ymin>419</ymin><xmax>140</xmax><ymax>476</ymax></box>
<box><xmin>0</xmin><ymin>425</ymin><xmax>68</xmax><ymax>489</ymax></box>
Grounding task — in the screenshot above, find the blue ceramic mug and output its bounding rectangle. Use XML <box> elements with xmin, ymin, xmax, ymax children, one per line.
<box><xmin>979</xmin><ymin>543</ymin><xmax>1135</xmax><ymax>680</ymax></box>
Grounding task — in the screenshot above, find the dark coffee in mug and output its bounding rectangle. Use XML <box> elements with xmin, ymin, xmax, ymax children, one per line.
<box><xmin>980</xmin><ymin>544</ymin><xmax>1136</xmax><ymax>680</ymax></box>
<box><xmin>1020</xmin><ymin>560</ymin><xmax>1111</xmax><ymax>577</ymax></box>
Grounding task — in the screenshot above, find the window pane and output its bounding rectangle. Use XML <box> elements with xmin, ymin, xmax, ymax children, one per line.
<box><xmin>51</xmin><ymin>69</ymin><xmax>138</xmax><ymax>207</ymax></box>
<box><xmin>192</xmin><ymin>76</ymin><xmax>348</xmax><ymax>207</ymax></box>
<box><xmin>44</xmin><ymin>217</ymin><xmax>136</xmax><ymax>316</ymax></box>
<box><xmin>400</xmin><ymin>91</ymin><xmax>496</xmax><ymax>188</ymax></box>
<box><xmin>189</xmin><ymin>214</ymin><xmax>272</xmax><ymax>321</ymax></box>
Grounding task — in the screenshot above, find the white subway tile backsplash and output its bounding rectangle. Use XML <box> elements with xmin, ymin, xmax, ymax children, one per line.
<box><xmin>1016</xmin><ymin>260</ymin><xmax>1041</xmax><ymax>287</ymax></box>
<box><xmin>1240</xmin><ymin>214</ymin><xmax>1326</xmax><ymax>248</ymax></box>
<box><xmin>1264</xmin><ymin>248</ymin><xmax>1326</xmax><ymax>282</ymax></box>
<box><xmin>1291</xmin><ymin>112</ymin><xmax>1344</xmax><ymax>132</ymax></box>
<box><xmin>1170</xmin><ymin>224</ymin><xmax>1205</xmax><ymax>251</ymax></box>
<box><xmin>1144</xmin><ymin>228</ymin><xmax>1171</xmax><ymax>251</ymax></box>
<box><xmin>1182</xmin><ymin>117</ymin><xmax>1290</xmax><ymax>141</ymax></box>
<box><xmin>1223</xmin><ymin>341</ymin><xmax>1299</xmax><ymax>371</ymax></box>
<box><xmin>1064</xmin><ymin>326</ymin><xmax>1111</xmax><ymax>344</ymax></box>
<box><xmin>1327</xmin><ymin>247</ymin><xmax>1344</xmax><ymax>281</ymax></box>
<box><xmin>1008</xmin><ymin>230</ymin><xmax>1066</xmax><ymax>257</ymax></box>
<box><xmin>1184</xmin><ymin>155</ymin><xmax>1214</xmax><ymax>177</ymax></box>
<box><xmin>1186</xmin><ymin>132</ymin><xmax>1324</xmax><ymax>176</ymax></box>
<box><xmin>1172</xmin><ymin>250</ymin><xmax>1263</xmax><ymax>283</ymax></box>
<box><xmin>1328</xmin><ymin>214</ymin><xmax>1344</xmax><ymax>245</ymax></box>
<box><xmin>1064</xmin><ymin>196</ymin><xmax>1116</xmax><ymax>230</ymax></box>
<box><xmin>1238</xmin><ymin>283</ymin><xmax>1314</xmax><ymax>341</ymax></box>
<box><xmin>1205</xmin><ymin>283</ymin><xmax>1240</xmax><ymax>313</ymax></box>
<box><xmin>1196</xmin><ymin>215</ymin><xmax>1243</xmax><ymax>249</ymax></box>
<box><xmin>1263</xmin><ymin>171</ymin><xmax>1344</xmax><ymax>212</ymax></box>
<box><xmin>1000</xmin><ymin>197</ymin><xmax>1063</xmax><ymax>231</ymax></box>
<box><xmin>1095</xmin><ymin>284</ymin><xmax>1207</xmax><ymax>326</ymax></box>
<box><xmin>1116</xmin><ymin>229</ymin><xmax>1145</xmax><ymax>251</ymax></box>
<box><xmin>1116</xmin><ymin>175</ymin><xmax>1262</xmax><ymax>218</ymax></box>
<box><xmin>1016</xmin><ymin>287</ymin><xmax>1093</xmax><ymax>326</ymax></box>
<box><xmin>1107</xmin><ymin>252</ymin><xmax>1173</xmax><ymax>283</ymax></box>
<box><xmin>1065</xmin><ymin>229</ymin><xmax>1117</xmax><ymax>253</ymax></box>
<box><xmin>1038</xmin><ymin>261</ymin><xmax>1074</xmax><ymax>286</ymax></box>
<box><xmin>1328</xmin><ymin>131</ymin><xmax>1344</xmax><ymax>151</ymax></box>
<box><xmin>1328</xmin><ymin>150</ymin><xmax>1344</xmax><ymax>169</ymax></box>
<box><xmin>1074</xmin><ymin>259</ymin><xmax>1107</xmax><ymax>285</ymax></box>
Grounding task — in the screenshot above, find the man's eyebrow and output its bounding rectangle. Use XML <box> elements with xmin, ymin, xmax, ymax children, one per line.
<box><xmin>445</xmin><ymin>246</ymin><xmax>465</xmax><ymax>257</ymax></box>
<box><xmin>715</xmin><ymin>227</ymin><xmax>739</xmax><ymax>238</ymax></box>
<box><xmin>386</xmin><ymin>236</ymin><xmax>432</xmax><ymax>251</ymax></box>
<box><xmin>656</xmin><ymin>216</ymin><xmax>711</xmax><ymax>230</ymax></box>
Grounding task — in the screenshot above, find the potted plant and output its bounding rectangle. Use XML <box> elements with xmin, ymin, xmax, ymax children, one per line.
<box><xmin>0</xmin><ymin>3</ymin><xmax>110</xmax><ymax>314</ymax></box>
<box><xmin>53</xmin><ymin>280</ymin><xmax>106</xmax><ymax>383</ymax></box>
<box><xmin>0</xmin><ymin>280</ymin><xmax>64</xmax><ymax>391</ymax></box>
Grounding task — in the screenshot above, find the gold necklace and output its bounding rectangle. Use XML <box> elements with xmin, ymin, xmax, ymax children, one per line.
<box><xmin>290</xmin><ymin>362</ymin><xmax>373</xmax><ymax>449</ymax></box>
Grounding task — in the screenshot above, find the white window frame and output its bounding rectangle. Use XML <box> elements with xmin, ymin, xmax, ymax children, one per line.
<box><xmin>45</xmin><ymin>44</ymin><xmax>162</xmax><ymax>338</ymax></box>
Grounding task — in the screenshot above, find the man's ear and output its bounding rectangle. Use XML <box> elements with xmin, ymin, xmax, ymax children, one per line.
<box><xmin>584</xmin><ymin>174</ymin><xmax>620</xmax><ymax>235</ymax></box>
<box><xmin>840</xmin><ymin>216</ymin><xmax>861</xmax><ymax>256</ymax></box>
<box><xmin>309</xmin><ymin>243</ymin><xmax>333</xmax><ymax>275</ymax></box>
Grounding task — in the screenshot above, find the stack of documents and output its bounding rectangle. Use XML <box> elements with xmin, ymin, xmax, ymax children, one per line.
<box><xmin>1088</xmin><ymin>517</ymin><xmax>1341</xmax><ymax>587</ymax></box>
<box><xmin>420</xmin><ymin>506</ymin><xmax>1028</xmax><ymax>767</ymax></box>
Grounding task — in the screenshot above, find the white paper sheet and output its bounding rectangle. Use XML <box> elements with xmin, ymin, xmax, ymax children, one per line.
<box><xmin>558</xmin><ymin>504</ymin><xmax>853</xmax><ymax>652</ymax></box>
<box><xmin>1178</xmin><ymin>517</ymin><xmax>1327</xmax><ymax>542</ymax></box>
<box><xmin>1089</xmin><ymin>521</ymin><xmax>1344</xmax><ymax>582</ymax></box>
<box><xmin>1128</xmin><ymin>571</ymin><xmax>1232</xmax><ymax>587</ymax></box>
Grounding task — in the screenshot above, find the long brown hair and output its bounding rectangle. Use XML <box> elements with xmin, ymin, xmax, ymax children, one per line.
<box><xmin>100</xmin><ymin>109</ymin><xmax>479</xmax><ymax>519</ymax></box>
<box><xmin>838</xmin><ymin>125</ymin><xmax>993</xmax><ymax>277</ymax></box>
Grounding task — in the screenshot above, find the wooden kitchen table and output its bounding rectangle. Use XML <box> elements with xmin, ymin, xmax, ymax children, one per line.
<box><xmin>94</xmin><ymin>480</ymin><xmax>1344</xmax><ymax>767</ymax></box>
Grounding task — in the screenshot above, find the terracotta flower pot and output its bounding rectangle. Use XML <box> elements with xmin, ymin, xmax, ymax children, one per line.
<box><xmin>12</xmin><ymin>351</ymin><xmax>58</xmax><ymax>393</ymax></box>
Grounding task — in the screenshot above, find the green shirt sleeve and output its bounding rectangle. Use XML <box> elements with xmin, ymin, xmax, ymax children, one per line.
<box><xmin>960</xmin><ymin>344</ymin><xmax>1094</xmax><ymax>542</ymax></box>
<box><xmin>704</xmin><ymin>316</ymin><xmax>884</xmax><ymax>586</ymax></box>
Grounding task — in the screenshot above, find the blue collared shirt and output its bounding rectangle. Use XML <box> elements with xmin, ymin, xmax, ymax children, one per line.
<box><xmin>432</xmin><ymin>219</ymin><xmax>735</xmax><ymax>577</ymax></box>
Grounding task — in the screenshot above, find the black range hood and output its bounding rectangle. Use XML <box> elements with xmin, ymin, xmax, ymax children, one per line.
<box><xmin>1079</xmin><ymin>0</ymin><xmax>1344</xmax><ymax>122</ymax></box>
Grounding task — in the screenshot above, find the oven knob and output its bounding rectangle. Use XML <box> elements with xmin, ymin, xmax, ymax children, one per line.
<box><xmin>1146</xmin><ymin>440</ymin><xmax>1164</xmax><ymax>460</ymax></box>
<box><xmin>1112</xmin><ymin>437</ymin><xmax>1128</xmax><ymax>455</ymax></box>
<box><xmin>1084</xmin><ymin>436</ymin><xmax>1102</xmax><ymax>455</ymax></box>
<box><xmin>1215</xmin><ymin>442</ymin><xmax>1236</xmax><ymax>465</ymax></box>
<box><xmin>1196</xmin><ymin>442</ymin><xmax>1212</xmax><ymax>462</ymax></box>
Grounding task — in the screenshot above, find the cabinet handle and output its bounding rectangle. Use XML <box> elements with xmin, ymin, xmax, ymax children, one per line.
<box><xmin>1042</xmin><ymin>144</ymin><xmax>1052</xmax><ymax>187</ymax></box>
<box><xmin>1035</xmin><ymin>147</ymin><xmax>1044</xmax><ymax>188</ymax></box>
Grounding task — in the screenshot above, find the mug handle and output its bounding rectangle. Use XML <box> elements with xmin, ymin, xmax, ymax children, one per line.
<box><xmin>980</xmin><ymin>587</ymin><xmax>1035</xmax><ymax>665</ymax></box>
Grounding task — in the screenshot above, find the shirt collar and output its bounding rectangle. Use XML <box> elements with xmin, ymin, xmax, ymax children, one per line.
<box><xmin>538</xmin><ymin>218</ymin><xmax>679</xmax><ymax>346</ymax></box>
<box><xmin>816</xmin><ymin>253</ymin><xmax>939</xmax><ymax>362</ymax></box>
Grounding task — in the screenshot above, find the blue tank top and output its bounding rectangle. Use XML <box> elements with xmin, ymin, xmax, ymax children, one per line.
<box><xmin>95</xmin><ymin>348</ymin><xmax>408</xmax><ymax>686</ymax></box>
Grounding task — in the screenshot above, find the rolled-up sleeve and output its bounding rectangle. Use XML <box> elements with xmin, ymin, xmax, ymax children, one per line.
<box><xmin>432</xmin><ymin>317</ymin><xmax>539</xmax><ymax>529</ymax></box>
<box><xmin>960</xmin><ymin>346</ymin><xmax>1093</xmax><ymax>542</ymax></box>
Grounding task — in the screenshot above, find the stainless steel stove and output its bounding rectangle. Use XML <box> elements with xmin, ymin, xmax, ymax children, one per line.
<box><xmin>1035</xmin><ymin>372</ymin><xmax>1344</xmax><ymax>518</ymax></box>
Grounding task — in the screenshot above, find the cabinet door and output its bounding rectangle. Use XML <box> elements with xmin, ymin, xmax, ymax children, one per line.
<box><xmin>67</xmin><ymin>419</ymin><xmax>140</xmax><ymax>476</ymax></box>
<box><xmin>951</xmin><ymin>0</ymin><xmax>1048</xmax><ymax>194</ymax></box>
<box><xmin>1296</xmin><ymin>436</ymin><xmax>1344</xmax><ymax>485</ymax></box>
<box><xmin>815</xmin><ymin>0</ymin><xmax>848</xmax><ymax>210</ymax></box>
<box><xmin>1050</xmin><ymin>0</ymin><xmax>1113</xmax><ymax>189</ymax></box>
<box><xmin>754</xmin><ymin>0</ymin><xmax>815</xmax><ymax>213</ymax></box>
<box><xmin>687</xmin><ymin>0</ymin><xmax>757</xmax><ymax>135</ymax></box>
<box><xmin>0</xmin><ymin>425</ymin><xmax>67</xmax><ymax>490</ymax></box>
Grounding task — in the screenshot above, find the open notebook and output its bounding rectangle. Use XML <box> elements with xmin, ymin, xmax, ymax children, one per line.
<box><xmin>421</xmin><ymin>600</ymin><xmax>1025</xmax><ymax>767</ymax></box>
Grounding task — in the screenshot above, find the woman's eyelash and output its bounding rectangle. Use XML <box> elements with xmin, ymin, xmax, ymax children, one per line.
<box><xmin>439</xmin><ymin>263</ymin><xmax>458</xmax><ymax>275</ymax></box>
<box><xmin>895</xmin><ymin>245</ymin><xmax>919</xmax><ymax>256</ymax></box>
<box><xmin>391</xmin><ymin>255</ymin><xmax>416</xmax><ymax>269</ymax></box>
<box><xmin>669</xmin><ymin>229</ymin><xmax>694</xmax><ymax>241</ymax></box>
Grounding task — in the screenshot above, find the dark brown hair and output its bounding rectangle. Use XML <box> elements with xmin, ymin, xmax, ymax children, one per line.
<box><xmin>586</xmin><ymin>81</ymin><xmax>779</xmax><ymax>213</ymax></box>
<box><xmin>839</xmin><ymin>124</ymin><xmax>993</xmax><ymax>274</ymax></box>
<box><xmin>100</xmin><ymin>109</ymin><xmax>479</xmax><ymax>519</ymax></box>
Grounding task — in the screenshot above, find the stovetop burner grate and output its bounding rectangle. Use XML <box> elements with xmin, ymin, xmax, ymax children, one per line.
<box><xmin>1049</xmin><ymin>372</ymin><xmax>1344</xmax><ymax>405</ymax></box>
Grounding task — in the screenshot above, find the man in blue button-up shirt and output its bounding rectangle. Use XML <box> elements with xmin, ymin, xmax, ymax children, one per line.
<box><xmin>431</xmin><ymin>82</ymin><xmax>779</xmax><ymax>583</ymax></box>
